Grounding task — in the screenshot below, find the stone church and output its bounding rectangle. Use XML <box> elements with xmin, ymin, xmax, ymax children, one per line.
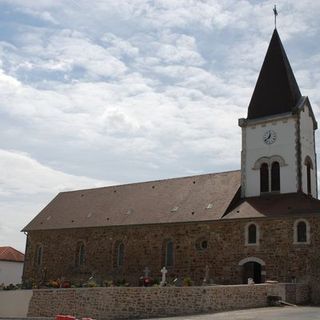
<box><xmin>22</xmin><ymin>29</ymin><xmax>320</xmax><ymax>289</ymax></box>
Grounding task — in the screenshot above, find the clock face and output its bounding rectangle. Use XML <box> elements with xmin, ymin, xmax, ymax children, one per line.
<box><xmin>263</xmin><ymin>130</ymin><xmax>277</xmax><ymax>145</ymax></box>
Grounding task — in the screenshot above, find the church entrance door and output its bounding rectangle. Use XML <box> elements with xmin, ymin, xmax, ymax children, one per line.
<box><xmin>243</xmin><ymin>261</ymin><xmax>261</xmax><ymax>284</ymax></box>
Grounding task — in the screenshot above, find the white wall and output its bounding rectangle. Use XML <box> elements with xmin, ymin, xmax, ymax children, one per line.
<box><xmin>0</xmin><ymin>260</ymin><xmax>24</xmax><ymax>285</ymax></box>
<box><xmin>0</xmin><ymin>290</ymin><xmax>33</xmax><ymax>317</ymax></box>
<box><xmin>299</xmin><ymin>104</ymin><xmax>317</xmax><ymax>198</ymax></box>
<box><xmin>244</xmin><ymin>116</ymin><xmax>298</xmax><ymax>197</ymax></box>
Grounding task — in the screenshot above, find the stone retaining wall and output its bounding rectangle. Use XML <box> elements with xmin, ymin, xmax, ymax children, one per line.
<box><xmin>27</xmin><ymin>283</ymin><xmax>309</xmax><ymax>320</ymax></box>
<box><xmin>266</xmin><ymin>283</ymin><xmax>310</xmax><ymax>304</ymax></box>
<box><xmin>0</xmin><ymin>290</ymin><xmax>33</xmax><ymax>318</ymax></box>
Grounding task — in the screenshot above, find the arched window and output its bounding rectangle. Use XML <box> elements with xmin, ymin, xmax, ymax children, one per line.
<box><xmin>245</xmin><ymin>223</ymin><xmax>259</xmax><ymax>245</ymax></box>
<box><xmin>271</xmin><ymin>161</ymin><xmax>280</xmax><ymax>191</ymax></box>
<box><xmin>304</xmin><ymin>156</ymin><xmax>313</xmax><ymax>195</ymax></box>
<box><xmin>294</xmin><ymin>219</ymin><xmax>310</xmax><ymax>244</ymax></box>
<box><xmin>117</xmin><ymin>242</ymin><xmax>124</xmax><ymax>267</ymax></box>
<box><xmin>260</xmin><ymin>163</ymin><xmax>269</xmax><ymax>192</ymax></box>
<box><xmin>75</xmin><ymin>242</ymin><xmax>85</xmax><ymax>267</ymax></box>
<box><xmin>307</xmin><ymin>163</ymin><xmax>311</xmax><ymax>195</ymax></box>
<box><xmin>165</xmin><ymin>240</ymin><xmax>174</xmax><ymax>267</ymax></box>
<box><xmin>35</xmin><ymin>244</ymin><xmax>43</xmax><ymax>266</ymax></box>
<box><xmin>255</xmin><ymin>156</ymin><xmax>285</xmax><ymax>194</ymax></box>
<box><xmin>248</xmin><ymin>224</ymin><xmax>257</xmax><ymax>244</ymax></box>
<box><xmin>297</xmin><ymin>221</ymin><xmax>307</xmax><ymax>243</ymax></box>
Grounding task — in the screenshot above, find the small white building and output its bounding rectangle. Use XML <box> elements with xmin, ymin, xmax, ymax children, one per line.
<box><xmin>0</xmin><ymin>246</ymin><xmax>24</xmax><ymax>286</ymax></box>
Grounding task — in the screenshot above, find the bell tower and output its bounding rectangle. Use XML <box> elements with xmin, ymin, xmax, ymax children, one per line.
<box><xmin>239</xmin><ymin>29</ymin><xmax>318</xmax><ymax>198</ymax></box>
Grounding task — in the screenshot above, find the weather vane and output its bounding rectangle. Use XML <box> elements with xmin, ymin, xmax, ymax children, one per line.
<box><xmin>273</xmin><ymin>4</ymin><xmax>278</xmax><ymax>29</ymax></box>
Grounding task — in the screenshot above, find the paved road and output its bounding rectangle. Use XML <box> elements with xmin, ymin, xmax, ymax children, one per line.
<box><xmin>1</xmin><ymin>307</ymin><xmax>320</xmax><ymax>320</ymax></box>
<box><xmin>142</xmin><ymin>306</ymin><xmax>320</xmax><ymax>320</ymax></box>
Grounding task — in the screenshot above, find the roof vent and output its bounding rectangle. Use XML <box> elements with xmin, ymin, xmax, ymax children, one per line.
<box><xmin>126</xmin><ymin>209</ymin><xmax>133</xmax><ymax>215</ymax></box>
<box><xmin>46</xmin><ymin>216</ymin><xmax>51</xmax><ymax>221</ymax></box>
<box><xmin>171</xmin><ymin>206</ymin><xmax>179</xmax><ymax>213</ymax></box>
<box><xmin>87</xmin><ymin>212</ymin><xmax>92</xmax><ymax>218</ymax></box>
<box><xmin>206</xmin><ymin>203</ymin><xmax>213</xmax><ymax>209</ymax></box>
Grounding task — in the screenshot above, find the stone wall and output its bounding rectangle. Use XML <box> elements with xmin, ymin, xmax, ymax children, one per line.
<box><xmin>310</xmin><ymin>278</ymin><xmax>320</xmax><ymax>304</ymax></box>
<box><xmin>0</xmin><ymin>290</ymin><xmax>33</xmax><ymax>318</ymax></box>
<box><xmin>23</xmin><ymin>215</ymin><xmax>320</xmax><ymax>287</ymax></box>
<box><xmin>266</xmin><ymin>283</ymin><xmax>310</xmax><ymax>304</ymax></box>
<box><xmin>28</xmin><ymin>284</ymin><xmax>309</xmax><ymax>320</ymax></box>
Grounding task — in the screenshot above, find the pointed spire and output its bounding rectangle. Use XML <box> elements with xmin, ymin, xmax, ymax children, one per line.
<box><xmin>247</xmin><ymin>29</ymin><xmax>302</xmax><ymax>120</ymax></box>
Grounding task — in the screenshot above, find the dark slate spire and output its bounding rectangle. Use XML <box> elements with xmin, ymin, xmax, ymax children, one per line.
<box><xmin>247</xmin><ymin>29</ymin><xmax>302</xmax><ymax>119</ymax></box>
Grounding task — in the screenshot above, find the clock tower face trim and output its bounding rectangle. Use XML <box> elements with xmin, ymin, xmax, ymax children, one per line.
<box><xmin>263</xmin><ymin>129</ymin><xmax>277</xmax><ymax>145</ymax></box>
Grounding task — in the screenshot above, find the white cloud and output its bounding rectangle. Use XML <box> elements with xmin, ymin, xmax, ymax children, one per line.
<box><xmin>0</xmin><ymin>149</ymin><xmax>113</xmax><ymax>251</ymax></box>
<box><xmin>16</xmin><ymin>7</ymin><xmax>59</xmax><ymax>25</ymax></box>
<box><xmin>16</xmin><ymin>29</ymin><xmax>128</xmax><ymax>79</ymax></box>
<box><xmin>0</xmin><ymin>149</ymin><xmax>112</xmax><ymax>196</ymax></box>
<box><xmin>102</xmin><ymin>33</ymin><xmax>139</xmax><ymax>58</ymax></box>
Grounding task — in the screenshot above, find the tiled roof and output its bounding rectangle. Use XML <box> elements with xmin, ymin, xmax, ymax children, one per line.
<box><xmin>223</xmin><ymin>193</ymin><xmax>320</xmax><ymax>219</ymax></box>
<box><xmin>247</xmin><ymin>29</ymin><xmax>302</xmax><ymax>119</ymax></box>
<box><xmin>23</xmin><ymin>170</ymin><xmax>241</xmax><ymax>231</ymax></box>
<box><xmin>0</xmin><ymin>246</ymin><xmax>24</xmax><ymax>262</ymax></box>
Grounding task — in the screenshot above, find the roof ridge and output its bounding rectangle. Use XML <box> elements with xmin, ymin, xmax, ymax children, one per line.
<box><xmin>0</xmin><ymin>246</ymin><xmax>24</xmax><ymax>262</ymax></box>
<box><xmin>60</xmin><ymin>169</ymin><xmax>241</xmax><ymax>194</ymax></box>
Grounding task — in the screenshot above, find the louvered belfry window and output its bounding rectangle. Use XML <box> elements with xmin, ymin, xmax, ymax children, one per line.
<box><xmin>260</xmin><ymin>163</ymin><xmax>269</xmax><ymax>192</ymax></box>
<box><xmin>271</xmin><ymin>161</ymin><xmax>280</xmax><ymax>191</ymax></box>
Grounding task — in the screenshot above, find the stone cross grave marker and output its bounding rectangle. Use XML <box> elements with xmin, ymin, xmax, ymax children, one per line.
<box><xmin>160</xmin><ymin>266</ymin><xmax>167</xmax><ymax>286</ymax></box>
<box><xmin>143</xmin><ymin>267</ymin><xmax>150</xmax><ymax>278</ymax></box>
<box><xmin>203</xmin><ymin>265</ymin><xmax>210</xmax><ymax>284</ymax></box>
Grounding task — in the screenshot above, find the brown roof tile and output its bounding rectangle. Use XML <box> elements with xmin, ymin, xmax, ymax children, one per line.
<box><xmin>223</xmin><ymin>193</ymin><xmax>320</xmax><ymax>219</ymax></box>
<box><xmin>23</xmin><ymin>170</ymin><xmax>241</xmax><ymax>231</ymax></box>
<box><xmin>0</xmin><ymin>246</ymin><xmax>24</xmax><ymax>262</ymax></box>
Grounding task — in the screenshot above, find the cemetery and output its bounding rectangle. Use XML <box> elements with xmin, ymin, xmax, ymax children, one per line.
<box><xmin>0</xmin><ymin>264</ymin><xmax>311</xmax><ymax>319</ymax></box>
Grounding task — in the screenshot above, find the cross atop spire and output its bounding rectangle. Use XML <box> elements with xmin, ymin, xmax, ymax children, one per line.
<box><xmin>273</xmin><ymin>5</ymin><xmax>278</xmax><ymax>29</ymax></box>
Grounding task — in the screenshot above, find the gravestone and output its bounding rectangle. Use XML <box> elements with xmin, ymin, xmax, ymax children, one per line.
<box><xmin>143</xmin><ymin>267</ymin><xmax>150</xmax><ymax>278</ymax></box>
<box><xmin>160</xmin><ymin>267</ymin><xmax>167</xmax><ymax>286</ymax></box>
<box><xmin>203</xmin><ymin>265</ymin><xmax>210</xmax><ymax>285</ymax></box>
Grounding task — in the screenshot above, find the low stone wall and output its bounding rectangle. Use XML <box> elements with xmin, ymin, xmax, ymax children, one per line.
<box><xmin>266</xmin><ymin>283</ymin><xmax>310</xmax><ymax>304</ymax></box>
<box><xmin>282</xmin><ymin>283</ymin><xmax>310</xmax><ymax>304</ymax></box>
<box><xmin>0</xmin><ymin>290</ymin><xmax>33</xmax><ymax>318</ymax></box>
<box><xmin>27</xmin><ymin>283</ymin><xmax>309</xmax><ymax>320</ymax></box>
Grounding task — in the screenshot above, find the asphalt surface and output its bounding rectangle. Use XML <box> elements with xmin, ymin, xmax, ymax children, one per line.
<box><xmin>142</xmin><ymin>306</ymin><xmax>320</xmax><ymax>320</ymax></box>
<box><xmin>1</xmin><ymin>307</ymin><xmax>320</xmax><ymax>320</ymax></box>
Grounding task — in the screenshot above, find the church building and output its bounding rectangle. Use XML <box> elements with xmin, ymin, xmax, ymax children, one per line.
<box><xmin>22</xmin><ymin>29</ymin><xmax>320</xmax><ymax>290</ymax></box>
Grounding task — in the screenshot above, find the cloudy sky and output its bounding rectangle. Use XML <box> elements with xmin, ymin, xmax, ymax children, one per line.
<box><xmin>1</xmin><ymin>0</ymin><xmax>320</xmax><ymax>252</ymax></box>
